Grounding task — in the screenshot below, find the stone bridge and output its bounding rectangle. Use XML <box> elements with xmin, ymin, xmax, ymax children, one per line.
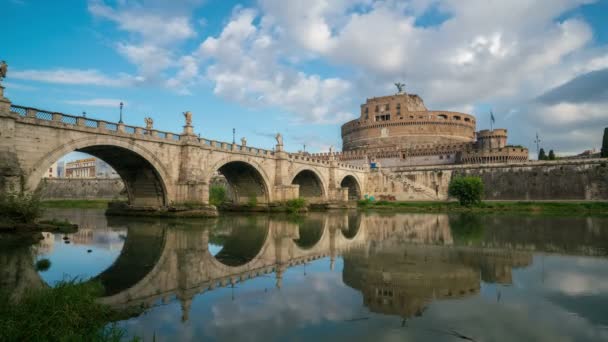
<box><xmin>0</xmin><ymin>88</ymin><xmax>368</xmax><ymax>208</ymax></box>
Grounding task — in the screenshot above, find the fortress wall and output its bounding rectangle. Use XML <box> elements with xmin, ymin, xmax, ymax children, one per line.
<box><xmin>370</xmin><ymin>159</ymin><xmax>608</xmax><ymax>201</ymax></box>
<box><xmin>38</xmin><ymin>178</ymin><xmax>125</xmax><ymax>200</ymax></box>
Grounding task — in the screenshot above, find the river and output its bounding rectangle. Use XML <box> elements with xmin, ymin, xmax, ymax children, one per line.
<box><xmin>3</xmin><ymin>208</ymin><xmax>608</xmax><ymax>341</ymax></box>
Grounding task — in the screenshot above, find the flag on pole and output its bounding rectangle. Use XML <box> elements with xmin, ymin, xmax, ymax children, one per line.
<box><xmin>490</xmin><ymin>111</ymin><xmax>495</xmax><ymax>124</ymax></box>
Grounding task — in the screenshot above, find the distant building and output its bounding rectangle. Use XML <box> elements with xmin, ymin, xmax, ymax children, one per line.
<box><xmin>45</xmin><ymin>161</ymin><xmax>59</xmax><ymax>178</ymax></box>
<box><xmin>64</xmin><ymin>157</ymin><xmax>119</xmax><ymax>179</ymax></box>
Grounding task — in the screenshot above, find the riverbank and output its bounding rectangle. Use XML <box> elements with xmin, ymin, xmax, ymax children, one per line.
<box><xmin>0</xmin><ymin>280</ymin><xmax>138</xmax><ymax>342</ymax></box>
<box><xmin>358</xmin><ymin>200</ymin><xmax>608</xmax><ymax>215</ymax></box>
<box><xmin>41</xmin><ymin>199</ymin><xmax>112</xmax><ymax>209</ymax></box>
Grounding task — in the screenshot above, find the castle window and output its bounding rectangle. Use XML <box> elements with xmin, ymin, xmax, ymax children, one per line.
<box><xmin>375</xmin><ymin>105</ymin><xmax>379</xmax><ymax>113</ymax></box>
<box><xmin>375</xmin><ymin>114</ymin><xmax>391</xmax><ymax>121</ymax></box>
<box><xmin>365</xmin><ymin>107</ymin><xmax>368</xmax><ymax>114</ymax></box>
<box><xmin>464</xmin><ymin>118</ymin><xmax>471</xmax><ymax>122</ymax></box>
<box><xmin>453</xmin><ymin>116</ymin><xmax>461</xmax><ymax>120</ymax></box>
<box><xmin>385</xmin><ymin>104</ymin><xmax>390</xmax><ymax>111</ymax></box>
<box><xmin>396</xmin><ymin>103</ymin><xmax>401</xmax><ymax>110</ymax></box>
<box><xmin>438</xmin><ymin>114</ymin><xmax>448</xmax><ymax>120</ymax></box>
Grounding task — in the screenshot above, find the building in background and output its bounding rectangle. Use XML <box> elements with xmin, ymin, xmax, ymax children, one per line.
<box><xmin>45</xmin><ymin>161</ymin><xmax>59</xmax><ymax>178</ymax></box>
<box><xmin>308</xmin><ymin>87</ymin><xmax>529</xmax><ymax>168</ymax></box>
<box><xmin>64</xmin><ymin>157</ymin><xmax>119</xmax><ymax>179</ymax></box>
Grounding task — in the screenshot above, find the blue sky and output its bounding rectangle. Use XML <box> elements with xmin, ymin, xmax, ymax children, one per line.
<box><xmin>3</xmin><ymin>0</ymin><xmax>608</xmax><ymax>156</ymax></box>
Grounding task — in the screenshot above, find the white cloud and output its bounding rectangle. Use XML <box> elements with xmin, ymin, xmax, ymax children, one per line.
<box><xmin>197</xmin><ymin>8</ymin><xmax>354</xmax><ymax>124</ymax></box>
<box><xmin>249</xmin><ymin>0</ymin><xmax>605</xmax><ymax>149</ymax></box>
<box><xmin>64</xmin><ymin>98</ymin><xmax>127</xmax><ymax>107</ymax></box>
<box><xmin>88</xmin><ymin>0</ymin><xmax>201</xmax><ymax>90</ymax></box>
<box><xmin>11</xmin><ymin>68</ymin><xmax>138</xmax><ymax>87</ymax></box>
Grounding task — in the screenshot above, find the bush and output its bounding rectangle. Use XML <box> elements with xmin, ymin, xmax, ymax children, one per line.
<box><xmin>0</xmin><ymin>191</ymin><xmax>44</xmax><ymax>224</ymax></box>
<box><xmin>448</xmin><ymin>176</ymin><xmax>484</xmax><ymax>207</ymax></box>
<box><xmin>209</xmin><ymin>185</ymin><xmax>227</xmax><ymax>206</ymax></box>
<box><xmin>247</xmin><ymin>194</ymin><xmax>258</xmax><ymax>207</ymax></box>
<box><xmin>286</xmin><ymin>198</ymin><xmax>307</xmax><ymax>213</ymax></box>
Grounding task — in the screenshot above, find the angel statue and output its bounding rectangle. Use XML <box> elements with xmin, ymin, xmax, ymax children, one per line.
<box><xmin>329</xmin><ymin>145</ymin><xmax>335</xmax><ymax>154</ymax></box>
<box><xmin>241</xmin><ymin>137</ymin><xmax>247</xmax><ymax>146</ymax></box>
<box><xmin>144</xmin><ymin>117</ymin><xmax>153</xmax><ymax>130</ymax></box>
<box><xmin>0</xmin><ymin>61</ymin><xmax>7</xmax><ymax>82</ymax></box>
<box><xmin>395</xmin><ymin>82</ymin><xmax>405</xmax><ymax>93</ymax></box>
<box><xmin>275</xmin><ymin>133</ymin><xmax>283</xmax><ymax>146</ymax></box>
<box><xmin>183</xmin><ymin>111</ymin><xmax>193</xmax><ymax>126</ymax></box>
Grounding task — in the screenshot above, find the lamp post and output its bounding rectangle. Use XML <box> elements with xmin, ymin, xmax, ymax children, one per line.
<box><xmin>534</xmin><ymin>132</ymin><xmax>541</xmax><ymax>159</ymax></box>
<box><xmin>119</xmin><ymin>102</ymin><xmax>124</xmax><ymax>124</ymax></box>
<box><xmin>232</xmin><ymin>128</ymin><xmax>236</xmax><ymax>144</ymax></box>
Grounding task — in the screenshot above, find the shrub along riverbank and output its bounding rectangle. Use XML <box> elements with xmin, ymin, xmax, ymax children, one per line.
<box><xmin>357</xmin><ymin>199</ymin><xmax>608</xmax><ymax>214</ymax></box>
<box><xmin>0</xmin><ymin>280</ymin><xmax>138</xmax><ymax>342</ymax></box>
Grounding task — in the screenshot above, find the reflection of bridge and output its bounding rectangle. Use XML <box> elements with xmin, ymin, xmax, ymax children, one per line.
<box><xmin>3</xmin><ymin>211</ymin><xmax>608</xmax><ymax>322</ymax></box>
<box><xmin>0</xmin><ymin>85</ymin><xmax>367</xmax><ymax>208</ymax></box>
<box><xmin>97</xmin><ymin>213</ymin><xmax>366</xmax><ymax>321</ymax></box>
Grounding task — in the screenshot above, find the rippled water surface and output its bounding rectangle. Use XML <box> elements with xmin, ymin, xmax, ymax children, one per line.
<box><xmin>3</xmin><ymin>209</ymin><xmax>608</xmax><ymax>341</ymax></box>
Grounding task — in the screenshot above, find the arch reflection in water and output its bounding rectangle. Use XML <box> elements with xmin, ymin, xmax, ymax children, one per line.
<box><xmin>6</xmin><ymin>209</ymin><xmax>608</xmax><ymax>341</ymax></box>
<box><xmin>97</xmin><ymin>212</ymin><xmax>367</xmax><ymax>322</ymax></box>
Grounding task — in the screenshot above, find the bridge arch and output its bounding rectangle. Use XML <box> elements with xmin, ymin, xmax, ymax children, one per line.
<box><xmin>207</xmin><ymin>157</ymin><xmax>272</xmax><ymax>204</ymax></box>
<box><xmin>340</xmin><ymin>174</ymin><xmax>362</xmax><ymax>201</ymax></box>
<box><xmin>290</xmin><ymin>167</ymin><xmax>327</xmax><ymax>202</ymax></box>
<box><xmin>27</xmin><ymin>136</ymin><xmax>171</xmax><ymax>207</ymax></box>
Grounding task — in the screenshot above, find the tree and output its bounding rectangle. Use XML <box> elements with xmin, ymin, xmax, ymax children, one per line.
<box><xmin>448</xmin><ymin>176</ymin><xmax>484</xmax><ymax>207</ymax></box>
<box><xmin>548</xmin><ymin>150</ymin><xmax>556</xmax><ymax>160</ymax></box>
<box><xmin>538</xmin><ymin>148</ymin><xmax>547</xmax><ymax>160</ymax></box>
<box><xmin>602</xmin><ymin>128</ymin><xmax>608</xmax><ymax>158</ymax></box>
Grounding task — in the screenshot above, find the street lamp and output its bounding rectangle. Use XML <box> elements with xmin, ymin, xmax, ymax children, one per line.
<box><xmin>232</xmin><ymin>128</ymin><xmax>236</xmax><ymax>144</ymax></box>
<box><xmin>119</xmin><ymin>102</ymin><xmax>124</xmax><ymax>124</ymax></box>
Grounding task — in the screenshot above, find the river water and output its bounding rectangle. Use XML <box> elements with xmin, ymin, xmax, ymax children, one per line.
<box><xmin>3</xmin><ymin>209</ymin><xmax>608</xmax><ymax>341</ymax></box>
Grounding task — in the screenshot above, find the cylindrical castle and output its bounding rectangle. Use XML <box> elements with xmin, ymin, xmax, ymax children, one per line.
<box><xmin>341</xmin><ymin>93</ymin><xmax>477</xmax><ymax>151</ymax></box>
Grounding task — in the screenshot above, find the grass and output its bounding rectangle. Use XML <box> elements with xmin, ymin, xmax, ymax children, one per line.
<box><xmin>358</xmin><ymin>199</ymin><xmax>608</xmax><ymax>214</ymax></box>
<box><xmin>0</xmin><ymin>280</ymin><xmax>138</xmax><ymax>342</ymax></box>
<box><xmin>41</xmin><ymin>199</ymin><xmax>113</xmax><ymax>209</ymax></box>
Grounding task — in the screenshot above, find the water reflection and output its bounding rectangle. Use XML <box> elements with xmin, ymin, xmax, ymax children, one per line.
<box><xmin>3</xmin><ymin>210</ymin><xmax>608</xmax><ymax>341</ymax></box>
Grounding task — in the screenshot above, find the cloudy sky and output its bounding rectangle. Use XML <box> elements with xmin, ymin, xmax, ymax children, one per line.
<box><xmin>3</xmin><ymin>0</ymin><xmax>608</xmax><ymax>155</ymax></box>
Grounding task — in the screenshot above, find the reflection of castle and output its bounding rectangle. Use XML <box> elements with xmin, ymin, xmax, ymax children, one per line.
<box><xmin>342</xmin><ymin>214</ymin><xmax>534</xmax><ymax>319</ymax></box>
<box><xmin>309</xmin><ymin>89</ymin><xmax>528</xmax><ymax>167</ymax></box>
<box><xmin>343</xmin><ymin>246</ymin><xmax>480</xmax><ymax>319</ymax></box>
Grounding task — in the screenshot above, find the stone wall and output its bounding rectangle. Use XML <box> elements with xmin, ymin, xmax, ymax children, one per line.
<box><xmin>368</xmin><ymin>159</ymin><xmax>608</xmax><ymax>201</ymax></box>
<box><xmin>39</xmin><ymin>178</ymin><xmax>125</xmax><ymax>200</ymax></box>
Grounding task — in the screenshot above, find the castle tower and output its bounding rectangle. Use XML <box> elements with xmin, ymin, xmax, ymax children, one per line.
<box><xmin>476</xmin><ymin>129</ymin><xmax>508</xmax><ymax>150</ymax></box>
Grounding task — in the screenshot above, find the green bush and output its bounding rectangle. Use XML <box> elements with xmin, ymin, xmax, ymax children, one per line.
<box><xmin>448</xmin><ymin>176</ymin><xmax>484</xmax><ymax>207</ymax></box>
<box><xmin>0</xmin><ymin>280</ymin><xmax>132</xmax><ymax>341</ymax></box>
<box><xmin>0</xmin><ymin>191</ymin><xmax>44</xmax><ymax>224</ymax></box>
<box><xmin>209</xmin><ymin>185</ymin><xmax>227</xmax><ymax>206</ymax></box>
<box><xmin>247</xmin><ymin>194</ymin><xmax>258</xmax><ymax>207</ymax></box>
<box><xmin>286</xmin><ymin>198</ymin><xmax>307</xmax><ymax>213</ymax></box>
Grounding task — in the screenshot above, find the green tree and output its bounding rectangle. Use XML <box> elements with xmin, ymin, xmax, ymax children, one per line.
<box><xmin>602</xmin><ymin>127</ymin><xmax>608</xmax><ymax>158</ymax></box>
<box><xmin>538</xmin><ymin>148</ymin><xmax>547</xmax><ymax>160</ymax></box>
<box><xmin>209</xmin><ymin>185</ymin><xmax>227</xmax><ymax>206</ymax></box>
<box><xmin>548</xmin><ymin>149</ymin><xmax>556</xmax><ymax>160</ymax></box>
<box><xmin>448</xmin><ymin>176</ymin><xmax>484</xmax><ymax>207</ymax></box>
